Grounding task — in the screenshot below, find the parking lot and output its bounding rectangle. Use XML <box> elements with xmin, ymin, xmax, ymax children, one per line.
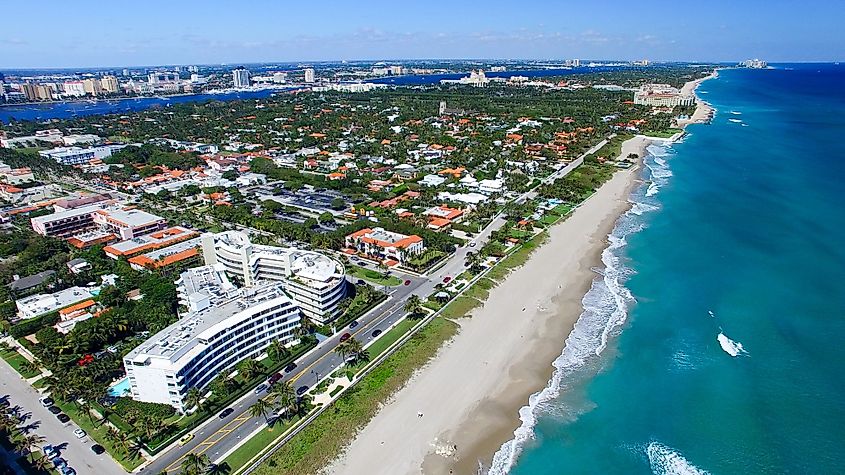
<box><xmin>0</xmin><ymin>357</ymin><xmax>124</xmax><ymax>475</ymax></box>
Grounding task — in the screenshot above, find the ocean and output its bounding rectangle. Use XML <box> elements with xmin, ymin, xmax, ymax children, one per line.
<box><xmin>490</xmin><ymin>64</ymin><xmax>845</xmax><ymax>474</ymax></box>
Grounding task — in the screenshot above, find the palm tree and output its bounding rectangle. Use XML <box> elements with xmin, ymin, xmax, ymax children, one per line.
<box><xmin>79</xmin><ymin>401</ymin><xmax>96</xmax><ymax>424</ymax></box>
<box><xmin>104</xmin><ymin>426</ymin><xmax>121</xmax><ymax>444</ymax></box>
<box><xmin>181</xmin><ymin>453</ymin><xmax>210</xmax><ymax>475</ymax></box>
<box><xmin>237</xmin><ymin>358</ymin><xmax>262</xmax><ymax>382</ymax></box>
<box><xmin>266</xmin><ymin>339</ymin><xmax>289</xmax><ymax>363</ymax></box>
<box><xmin>33</xmin><ymin>454</ymin><xmax>52</xmax><ymax>471</ymax></box>
<box><xmin>249</xmin><ymin>398</ymin><xmax>273</xmax><ymax>423</ymax></box>
<box><xmin>206</xmin><ymin>461</ymin><xmax>232</xmax><ymax>475</ymax></box>
<box><xmin>22</xmin><ymin>360</ymin><xmax>40</xmax><ymax>377</ymax></box>
<box><xmin>269</xmin><ymin>381</ymin><xmax>296</xmax><ymax>419</ymax></box>
<box><xmin>184</xmin><ymin>387</ymin><xmax>201</xmax><ymax>411</ymax></box>
<box><xmin>18</xmin><ymin>434</ymin><xmax>45</xmax><ymax>461</ymax></box>
<box><xmin>116</xmin><ymin>430</ymin><xmax>132</xmax><ymax>454</ymax></box>
<box><xmin>336</xmin><ymin>337</ymin><xmax>364</xmax><ymax>363</ymax></box>
<box><xmin>127</xmin><ymin>437</ymin><xmax>145</xmax><ymax>460</ymax></box>
<box><xmin>404</xmin><ymin>294</ymin><xmax>424</xmax><ymax>317</ymax></box>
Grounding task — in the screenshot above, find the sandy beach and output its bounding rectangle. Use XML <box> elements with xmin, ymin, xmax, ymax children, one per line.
<box><xmin>677</xmin><ymin>70</ymin><xmax>718</xmax><ymax>127</ymax></box>
<box><xmin>329</xmin><ymin>137</ymin><xmax>652</xmax><ymax>475</ymax></box>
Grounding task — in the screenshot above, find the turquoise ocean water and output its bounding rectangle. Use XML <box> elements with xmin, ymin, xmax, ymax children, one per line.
<box><xmin>490</xmin><ymin>64</ymin><xmax>845</xmax><ymax>474</ymax></box>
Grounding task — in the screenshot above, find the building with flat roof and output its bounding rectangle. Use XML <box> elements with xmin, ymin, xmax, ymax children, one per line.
<box><xmin>15</xmin><ymin>286</ymin><xmax>98</xmax><ymax>320</ymax></box>
<box><xmin>30</xmin><ymin>203</ymin><xmax>108</xmax><ymax>238</ymax></box>
<box><xmin>103</xmin><ymin>226</ymin><xmax>198</xmax><ymax>259</ymax></box>
<box><xmin>123</xmin><ymin>266</ymin><xmax>300</xmax><ymax>411</ymax></box>
<box><xmin>344</xmin><ymin>227</ymin><xmax>425</xmax><ymax>264</ymax></box>
<box><xmin>633</xmin><ymin>84</ymin><xmax>695</xmax><ymax>107</ymax></box>
<box><xmin>92</xmin><ymin>207</ymin><xmax>166</xmax><ymax>240</ymax></box>
<box><xmin>128</xmin><ymin>237</ymin><xmax>201</xmax><ymax>271</ymax></box>
<box><xmin>201</xmin><ymin>231</ymin><xmax>347</xmax><ymax>323</ymax></box>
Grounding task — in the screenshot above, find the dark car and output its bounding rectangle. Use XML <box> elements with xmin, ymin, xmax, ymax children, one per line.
<box><xmin>48</xmin><ymin>406</ymin><xmax>62</xmax><ymax>414</ymax></box>
<box><xmin>269</xmin><ymin>371</ymin><xmax>284</xmax><ymax>383</ymax></box>
<box><xmin>349</xmin><ymin>320</ymin><xmax>359</xmax><ymax>329</ymax></box>
<box><xmin>443</xmin><ymin>276</ymin><xmax>452</xmax><ymax>283</ymax></box>
<box><xmin>56</xmin><ymin>413</ymin><xmax>70</xmax><ymax>423</ymax></box>
<box><xmin>371</xmin><ymin>329</ymin><xmax>383</xmax><ymax>338</ymax></box>
<box><xmin>339</xmin><ymin>333</ymin><xmax>352</xmax><ymax>342</ymax></box>
<box><xmin>296</xmin><ymin>386</ymin><xmax>309</xmax><ymax>396</ymax></box>
<box><xmin>404</xmin><ymin>279</ymin><xmax>411</xmax><ymax>286</ymax></box>
<box><xmin>91</xmin><ymin>444</ymin><xmax>105</xmax><ymax>455</ymax></box>
<box><xmin>283</xmin><ymin>362</ymin><xmax>298</xmax><ymax>373</ymax></box>
<box><xmin>218</xmin><ymin>408</ymin><xmax>234</xmax><ymax>419</ymax></box>
<box><xmin>356</xmin><ymin>279</ymin><xmax>365</xmax><ymax>285</ymax></box>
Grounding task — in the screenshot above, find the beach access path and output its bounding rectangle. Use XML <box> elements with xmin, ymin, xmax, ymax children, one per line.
<box><xmin>329</xmin><ymin>137</ymin><xmax>651</xmax><ymax>475</ymax></box>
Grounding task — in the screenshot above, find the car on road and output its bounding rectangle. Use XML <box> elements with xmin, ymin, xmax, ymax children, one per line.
<box><xmin>283</xmin><ymin>362</ymin><xmax>298</xmax><ymax>373</ymax></box>
<box><xmin>469</xmin><ymin>242</ymin><xmax>477</xmax><ymax>247</ymax></box>
<box><xmin>296</xmin><ymin>385</ymin><xmax>309</xmax><ymax>396</ymax></box>
<box><xmin>219</xmin><ymin>408</ymin><xmax>234</xmax><ymax>419</ymax></box>
<box><xmin>443</xmin><ymin>276</ymin><xmax>452</xmax><ymax>283</ymax></box>
<box><xmin>178</xmin><ymin>433</ymin><xmax>194</xmax><ymax>446</ymax></box>
<box><xmin>56</xmin><ymin>413</ymin><xmax>70</xmax><ymax>423</ymax></box>
<box><xmin>39</xmin><ymin>396</ymin><xmax>54</xmax><ymax>407</ymax></box>
<box><xmin>371</xmin><ymin>329</ymin><xmax>383</xmax><ymax>338</ymax></box>
<box><xmin>91</xmin><ymin>444</ymin><xmax>105</xmax><ymax>455</ymax></box>
<box><xmin>48</xmin><ymin>405</ymin><xmax>62</xmax><ymax>414</ymax></box>
<box><xmin>356</xmin><ymin>279</ymin><xmax>366</xmax><ymax>285</ymax></box>
<box><xmin>349</xmin><ymin>320</ymin><xmax>359</xmax><ymax>329</ymax></box>
<box><xmin>339</xmin><ymin>332</ymin><xmax>352</xmax><ymax>342</ymax></box>
<box><xmin>73</xmin><ymin>428</ymin><xmax>86</xmax><ymax>439</ymax></box>
<box><xmin>254</xmin><ymin>383</ymin><xmax>269</xmax><ymax>394</ymax></box>
<box><xmin>404</xmin><ymin>279</ymin><xmax>411</xmax><ymax>286</ymax></box>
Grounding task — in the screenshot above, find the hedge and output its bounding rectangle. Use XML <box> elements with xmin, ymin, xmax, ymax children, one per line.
<box><xmin>9</xmin><ymin>312</ymin><xmax>60</xmax><ymax>338</ymax></box>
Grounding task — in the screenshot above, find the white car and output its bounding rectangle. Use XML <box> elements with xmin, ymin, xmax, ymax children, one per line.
<box><xmin>73</xmin><ymin>428</ymin><xmax>86</xmax><ymax>439</ymax></box>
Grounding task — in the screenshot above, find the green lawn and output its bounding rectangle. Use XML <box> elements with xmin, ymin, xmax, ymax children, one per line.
<box><xmin>348</xmin><ymin>265</ymin><xmax>401</xmax><ymax>286</ymax></box>
<box><xmin>646</xmin><ymin>128</ymin><xmax>683</xmax><ymax>138</ymax></box>
<box><xmin>440</xmin><ymin>295</ymin><xmax>482</xmax><ymax>319</ymax></box>
<box><xmin>0</xmin><ymin>349</ymin><xmax>41</xmax><ymax>379</ymax></box>
<box><xmin>251</xmin><ymin>317</ymin><xmax>458</xmax><ymax>475</ymax></box>
<box><xmin>54</xmin><ymin>400</ymin><xmax>144</xmax><ymax>471</ymax></box>
<box><xmin>222</xmin><ymin>415</ymin><xmax>302</xmax><ymax>471</ymax></box>
<box><xmin>364</xmin><ymin>317</ymin><xmax>417</xmax><ymax>359</ymax></box>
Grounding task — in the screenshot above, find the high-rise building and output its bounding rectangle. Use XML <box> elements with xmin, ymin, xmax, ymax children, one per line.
<box><xmin>82</xmin><ymin>78</ymin><xmax>103</xmax><ymax>96</ymax></box>
<box><xmin>232</xmin><ymin>67</ymin><xmax>250</xmax><ymax>88</ymax></box>
<box><xmin>273</xmin><ymin>72</ymin><xmax>287</xmax><ymax>83</ymax></box>
<box><xmin>148</xmin><ymin>72</ymin><xmax>179</xmax><ymax>84</ymax></box>
<box><xmin>122</xmin><ymin>69</ymin><xmax>130</xmax><ymax>77</ymax></box>
<box><xmin>187</xmin><ymin>65</ymin><xmax>199</xmax><ymax>73</ymax></box>
<box><xmin>389</xmin><ymin>65</ymin><xmax>404</xmax><ymax>75</ymax></box>
<box><xmin>100</xmin><ymin>76</ymin><xmax>119</xmax><ymax>94</ymax></box>
<box><xmin>62</xmin><ymin>81</ymin><xmax>86</xmax><ymax>97</ymax></box>
<box><xmin>20</xmin><ymin>83</ymin><xmax>38</xmax><ymax>101</ymax></box>
<box><xmin>35</xmin><ymin>84</ymin><xmax>55</xmax><ymax>101</ymax></box>
<box><xmin>304</xmin><ymin>68</ymin><xmax>315</xmax><ymax>83</ymax></box>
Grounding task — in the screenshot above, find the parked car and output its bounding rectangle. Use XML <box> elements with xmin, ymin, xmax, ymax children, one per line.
<box><xmin>39</xmin><ymin>397</ymin><xmax>54</xmax><ymax>407</ymax></box>
<box><xmin>371</xmin><ymin>329</ymin><xmax>383</xmax><ymax>338</ymax></box>
<box><xmin>56</xmin><ymin>413</ymin><xmax>70</xmax><ymax>423</ymax></box>
<box><xmin>356</xmin><ymin>279</ymin><xmax>366</xmax><ymax>285</ymax></box>
<box><xmin>254</xmin><ymin>383</ymin><xmax>269</xmax><ymax>394</ymax></box>
<box><xmin>404</xmin><ymin>279</ymin><xmax>411</xmax><ymax>286</ymax></box>
<box><xmin>42</xmin><ymin>444</ymin><xmax>59</xmax><ymax>459</ymax></box>
<box><xmin>48</xmin><ymin>406</ymin><xmax>62</xmax><ymax>415</ymax></box>
<box><xmin>91</xmin><ymin>445</ymin><xmax>105</xmax><ymax>455</ymax></box>
<box><xmin>219</xmin><ymin>408</ymin><xmax>234</xmax><ymax>419</ymax></box>
<box><xmin>339</xmin><ymin>333</ymin><xmax>352</xmax><ymax>342</ymax></box>
<box><xmin>349</xmin><ymin>320</ymin><xmax>359</xmax><ymax>329</ymax></box>
<box><xmin>296</xmin><ymin>386</ymin><xmax>309</xmax><ymax>396</ymax></box>
<box><xmin>73</xmin><ymin>428</ymin><xmax>86</xmax><ymax>439</ymax></box>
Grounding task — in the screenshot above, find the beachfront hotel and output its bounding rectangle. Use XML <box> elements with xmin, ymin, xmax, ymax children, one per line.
<box><xmin>633</xmin><ymin>84</ymin><xmax>695</xmax><ymax>107</ymax></box>
<box><xmin>344</xmin><ymin>227</ymin><xmax>425</xmax><ymax>265</ymax></box>
<box><xmin>123</xmin><ymin>266</ymin><xmax>301</xmax><ymax>411</ymax></box>
<box><xmin>201</xmin><ymin>231</ymin><xmax>347</xmax><ymax>324</ymax></box>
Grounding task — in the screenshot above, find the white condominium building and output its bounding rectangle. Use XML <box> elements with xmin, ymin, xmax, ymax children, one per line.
<box><xmin>201</xmin><ymin>231</ymin><xmax>347</xmax><ymax>324</ymax></box>
<box><xmin>123</xmin><ymin>266</ymin><xmax>301</xmax><ymax>412</ymax></box>
<box><xmin>633</xmin><ymin>84</ymin><xmax>696</xmax><ymax>107</ymax></box>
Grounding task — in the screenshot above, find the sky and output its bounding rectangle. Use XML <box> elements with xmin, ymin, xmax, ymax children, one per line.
<box><xmin>1</xmin><ymin>0</ymin><xmax>843</xmax><ymax>69</ymax></box>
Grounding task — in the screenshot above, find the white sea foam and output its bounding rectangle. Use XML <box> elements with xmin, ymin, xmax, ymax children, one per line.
<box><xmin>729</xmin><ymin>110</ymin><xmax>742</xmax><ymax>115</ymax></box>
<box><xmin>717</xmin><ymin>332</ymin><xmax>747</xmax><ymax>357</ymax></box>
<box><xmin>728</xmin><ymin>118</ymin><xmax>742</xmax><ymax>123</ymax></box>
<box><xmin>646</xmin><ymin>442</ymin><xmax>710</xmax><ymax>475</ymax></box>
<box><xmin>487</xmin><ymin>144</ymin><xmax>673</xmax><ymax>475</ymax></box>
<box><xmin>708</xmin><ymin>310</ymin><xmax>715</xmax><ymax>318</ymax></box>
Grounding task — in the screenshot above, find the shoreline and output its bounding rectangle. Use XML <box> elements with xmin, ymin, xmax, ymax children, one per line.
<box><xmin>328</xmin><ymin>136</ymin><xmax>654</xmax><ymax>475</ymax></box>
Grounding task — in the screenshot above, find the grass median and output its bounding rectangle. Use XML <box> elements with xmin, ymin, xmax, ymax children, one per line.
<box><xmin>348</xmin><ymin>265</ymin><xmax>402</xmax><ymax>286</ymax></box>
<box><xmin>250</xmin><ymin>317</ymin><xmax>458</xmax><ymax>475</ymax></box>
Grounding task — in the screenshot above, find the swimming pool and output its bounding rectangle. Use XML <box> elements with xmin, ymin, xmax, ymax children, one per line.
<box><xmin>108</xmin><ymin>377</ymin><xmax>130</xmax><ymax>397</ymax></box>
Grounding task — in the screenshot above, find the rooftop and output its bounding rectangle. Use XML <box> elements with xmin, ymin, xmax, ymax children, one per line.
<box><xmin>104</xmin><ymin>226</ymin><xmax>198</xmax><ymax>257</ymax></box>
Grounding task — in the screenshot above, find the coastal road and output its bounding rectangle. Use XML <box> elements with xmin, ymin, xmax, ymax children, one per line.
<box><xmin>0</xmin><ymin>355</ymin><xmax>125</xmax><ymax>475</ymax></box>
<box><xmin>144</xmin><ymin>218</ymin><xmax>510</xmax><ymax>474</ymax></box>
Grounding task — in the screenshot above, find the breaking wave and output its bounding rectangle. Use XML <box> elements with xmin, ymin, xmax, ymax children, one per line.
<box><xmin>646</xmin><ymin>442</ymin><xmax>710</xmax><ymax>475</ymax></box>
<box><xmin>487</xmin><ymin>142</ymin><xmax>675</xmax><ymax>474</ymax></box>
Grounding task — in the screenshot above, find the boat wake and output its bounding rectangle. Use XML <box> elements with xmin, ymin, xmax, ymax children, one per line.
<box><xmin>717</xmin><ymin>332</ymin><xmax>747</xmax><ymax>357</ymax></box>
<box><xmin>487</xmin><ymin>143</ymin><xmax>675</xmax><ymax>474</ymax></box>
<box><xmin>646</xmin><ymin>442</ymin><xmax>710</xmax><ymax>475</ymax></box>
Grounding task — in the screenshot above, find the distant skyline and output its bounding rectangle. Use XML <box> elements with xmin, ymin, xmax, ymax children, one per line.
<box><xmin>2</xmin><ymin>0</ymin><xmax>843</xmax><ymax>69</ymax></box>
